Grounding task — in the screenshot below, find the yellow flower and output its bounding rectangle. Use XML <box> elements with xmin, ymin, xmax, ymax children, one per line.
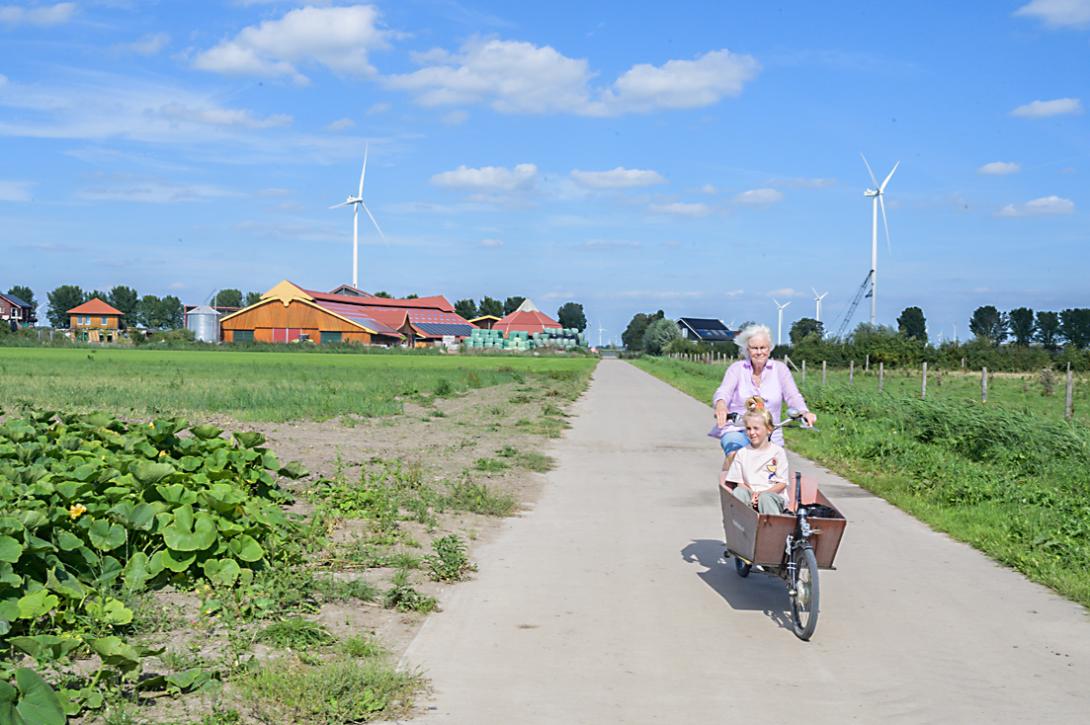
<box><xmin>68</xmin><ymin>504</ymin><xmax>88</xmax><ymax>520</ymax></box>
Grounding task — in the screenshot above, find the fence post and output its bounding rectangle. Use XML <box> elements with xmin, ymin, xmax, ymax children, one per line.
<box><xmin>961</xmin><ymin>357</ymin><xmax>966</xmax><ymax>370</ymax></box>
<box><xmin>822</xmin><ymin>361</ymin><xmax>827</xmax><ymax>385</ymax></box>
<box><xmin>802</xmin><ymin>360</ymin><xmax>807</xmax><ymax>383</ymax></box>
<box><xmin>921</xmin><ymin>361</ymin><xmax>928</xmax><ymax>399</ymax></box>
<box><xmin>1066</xmin><ymin>363</ymin><xmax>1074</xmax><ymax>421</ymax></box>
<box><xmin>849</xmin><ymin>360</ymin><xmax>855</xmax><ymax>385</ymax></box>
<box><xmin>879</xmin><ymin>361</ymin><xmax>885</xmax><ymax>392</ymax></box>
<box><xmin>865</xmin><ymin>354</ymin><xmax>870</xmax><ymax>373</ymax></box>
<box><xmin>981</xmin><ymin>367</ymin><xmax>988</xmax><ymax>403</ymax></box>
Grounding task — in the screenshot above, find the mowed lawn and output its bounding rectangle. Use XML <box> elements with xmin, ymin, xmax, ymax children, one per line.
<box><xmin>0</xmin><ymin>348</ymin><xmax>598</xmax><ymax>421</ymax></box>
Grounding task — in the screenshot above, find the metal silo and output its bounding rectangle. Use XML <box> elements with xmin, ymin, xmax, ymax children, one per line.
<box><xmin>186</xmin><ymin>305</ymin><xmax>221</xmax><ymax>343</ymax></box>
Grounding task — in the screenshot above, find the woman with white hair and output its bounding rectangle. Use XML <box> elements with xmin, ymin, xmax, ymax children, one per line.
<box><xmin>712</xmin><ymin>324</ymin><xmax>816</xmax><ymax>468</ymax></box>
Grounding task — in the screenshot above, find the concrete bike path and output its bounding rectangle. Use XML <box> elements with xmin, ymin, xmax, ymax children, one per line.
<box><xmin>399</xmin><ymin>359</ymin><xmax>1090</xmax><ymax>724</ymax></box>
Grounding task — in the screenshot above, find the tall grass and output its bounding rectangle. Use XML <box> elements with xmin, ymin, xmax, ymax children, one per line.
<box><xmin>632</xmin><ymin>356</ymin><xmax>1090</xmax><ymax>608</ymax></box>
<box><xmin>0</xmin><ymin>348</ymin><xmax>597</xmax><ymax>422</ymax></box>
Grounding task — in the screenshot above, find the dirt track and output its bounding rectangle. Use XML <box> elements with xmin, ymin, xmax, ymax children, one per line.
<box><xmin>399</xmin><ymin>360</ymin><xmax>1090</xmax><ymax>724</ymax></box>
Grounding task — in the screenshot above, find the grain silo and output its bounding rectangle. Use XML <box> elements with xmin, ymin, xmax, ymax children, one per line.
<box><xmin>186</xmin><ymin>305</ymin><xmax>221</xmax><ymax>343</ymax></box>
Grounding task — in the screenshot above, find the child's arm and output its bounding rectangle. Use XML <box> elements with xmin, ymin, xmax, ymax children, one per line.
<box><xmin>725</xmin><ymin>450</ymin><xmax>750</xmax><ymax>492</ymax></box>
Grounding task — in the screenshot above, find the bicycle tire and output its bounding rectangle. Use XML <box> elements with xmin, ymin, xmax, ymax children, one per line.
<box><xmin>790</xmin><ymin>546</ymin><xmax>819</xmax><ymax>640</ymax></box>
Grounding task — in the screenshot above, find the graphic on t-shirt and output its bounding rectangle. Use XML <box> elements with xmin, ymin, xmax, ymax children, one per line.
<box><xmin>765</xmin><ymin>457</ymin><xmax>778</xmax><ymax>483</ymax></box>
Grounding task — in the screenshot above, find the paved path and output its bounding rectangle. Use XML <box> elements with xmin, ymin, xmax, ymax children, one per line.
<box><xmin>400</xmin><ymin>360</ymin><xmax>1090</xmax><ymax>723</ymax></box>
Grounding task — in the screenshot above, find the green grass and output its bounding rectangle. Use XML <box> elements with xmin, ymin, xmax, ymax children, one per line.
<box><xmin>0</xmin><ymin>348</ymin><xmax>597</xmax><ymax>422</ymax></box>
<box><xmin>632</xmin><ymin>356</ymin><xmax>1090</xmax><ymax>608</ymax></box>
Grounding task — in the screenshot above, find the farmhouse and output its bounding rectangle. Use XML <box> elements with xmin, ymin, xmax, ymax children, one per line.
<box><xmin>68</xmin><ymin>298</ymin><xmax>124</xmax><ymax>343</ymax></box>
<box><xmin>676</xmin><ymin>317</ymin><xmax>735</xmax><ymax>343</ymax></box>
<box><xmin>0</xmin><ymin>291</ymin><xmax>34</xmax><ymax>330</ymax></box>
<box><xmin>493</xmin><ymin>299</ymin><xmax>562</xmax><ymax>336</ymax></box>
<box><xmin>219</xmin><ymin>280</ymin><xmax>476</xmax><ymax>346</ymax></box>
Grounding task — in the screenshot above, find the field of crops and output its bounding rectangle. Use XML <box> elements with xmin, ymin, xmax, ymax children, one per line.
<box><xmin>0</xmin><ymin>348</ymin><xmax>597</xmax><ymax>422</ymax></box>
<box><xmin>632</xmin><ymin>356</ymin><xmax>1090</xmax><ymax>608</ymax></box>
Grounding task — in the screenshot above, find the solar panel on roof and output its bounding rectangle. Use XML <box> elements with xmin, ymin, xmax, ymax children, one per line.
<box><xmin>416</xmin><ymin>323</ymin><xmax>474</xmax><ymax>337</ymax></box>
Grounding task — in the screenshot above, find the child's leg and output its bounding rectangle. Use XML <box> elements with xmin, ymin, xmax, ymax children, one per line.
<box><xmin>756</xmin><ymin>492</ymin><xmax>787</xmax><ymax>515</ymax></box>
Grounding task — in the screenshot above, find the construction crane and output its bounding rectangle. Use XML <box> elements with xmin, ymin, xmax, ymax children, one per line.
<box><xmin>834</xmin><ymin>271</ymin><xmax>874</xmax><ymax>339</ymax></box>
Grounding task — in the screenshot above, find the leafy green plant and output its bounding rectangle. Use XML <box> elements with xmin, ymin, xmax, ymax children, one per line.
<box><xmin>473</xmin><ymin>457</ymin><xmax>509</xmax><ymax>473</ymax></box>
<box><xmin>257</xmin><ymin>617</ymin><xmax>336</xmax><ymax>649</ymax></box>
<box><xmin>381</xmin><ymin>570</ymin><xmax>437</xmax><ymax>613</ymax></box>
<box><xmin>441</xmin><ymin>480</ymin><xmax>517</xmax><ymax>517</ymax></box>
<box><xmin>424</xmin><ymin>535</ymin><xmax>476</xmax><ymax>582</ymax></box>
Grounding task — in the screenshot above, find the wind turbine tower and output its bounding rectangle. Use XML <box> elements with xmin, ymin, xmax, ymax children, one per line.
<box><xmin>330</xmin><ymin>143</ymin><xmax>386</xmax><ymax>289</ymax></box>
<box><xmin>812</xmin><ymin>288</ymin><xmax>828</xmax><ymax>323</ymax></box>
<box><xmin>597</xmin><ymin>323</ymin><xmax>607</xmax><ymax>348</ymax></box>
<box><xmin>774</xmin><ymin>299</ymin><xmax>791</xmax><ymax>346</ymax></box>
<box><xmin>861</xmin><ymin>154</ymin><xmax>899</xmax><ymax>325</ymax></box>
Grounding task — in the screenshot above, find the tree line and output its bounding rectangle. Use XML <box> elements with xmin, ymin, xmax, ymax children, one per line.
<box><xmin>453</xmin><ymin>296</ymin><xmax>587</xmax><ymax>331</ymax></box>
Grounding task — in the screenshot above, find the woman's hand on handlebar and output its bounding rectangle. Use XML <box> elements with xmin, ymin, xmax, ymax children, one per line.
<box><xmin>802</xmin><ymin>411</ymin><xmax>817</xmax><ymax>427</ymax></box>
<box><xmin>714</xmin><ymin>401</ymin><xmax>728</xmax><ymax>428</ymax></box>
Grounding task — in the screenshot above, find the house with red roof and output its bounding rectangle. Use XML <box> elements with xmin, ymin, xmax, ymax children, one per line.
<box><xmin>68</xmin><ymin>298</ymin><xmax>124</xmax><ymax>343</ymax></box>
<box><xmin>218</xmin><ymin>280</ymin><xmax>477</xmax><ymax>346</ymax></box>
<box><xmin>493</xmin><ymin>299</ymin><xmax>562</xmax><ymax>336</ymax></box>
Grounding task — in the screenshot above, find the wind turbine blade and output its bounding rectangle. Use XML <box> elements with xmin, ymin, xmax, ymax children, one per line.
<box><xmin>773</xmin><ymin>298</ymin><xmax>782</xmax><ymax>307</ymax></box>
<box><xmin>812</xmin><ymin>287</ymin><xmax>820</xmax><ymax>298</ymax></box>
<box><xmin>860</xmin><ymin>153</ymin><xmax>879</xmax><ymax>188</ymax></box>
<box><xmin>361</xmin><ymin>201</ymin><xmax>386</xmax><ymax>241</ymax></box>
<box><xmin>329</xmin><ymin>201</ymin><xmax>351</xmax><ymax>209</ymax></box>
<box><xmin>358</xmin><ymin>144</ymin><xmax>368</xmax><ymax>198</ymax></box>
<box><xmin>880</xmin><ymin>161</ymin><xmax>900</xmax><ymax>192</ymax></box>
<box><xmin>879</xmin><ymin>194</ymin><xmax>892</xmax><ymax>255</ymax></box>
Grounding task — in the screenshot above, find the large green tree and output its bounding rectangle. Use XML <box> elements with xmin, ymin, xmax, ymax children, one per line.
<box><xmin>159</xmin><ymin>295</ymin><xmax>183</xmax><ymax>329</ymax></box>
<box><xmin>454</xmin><ymin>298</ymin><xmax>478</xmax><ymax>319</ymax></box>
<box><xmin>215</xmin><ymin>289</ymin><xmax>243</xmax><ymax>308</ymax></box>
<box><xmin>244</xmin><ymin>291</ymin><xmax>262</xmax><ymax>307</ymax></box>
<box><xmin>478</xmin><ymin>296</ymin><xmax>504</xmax><ymax>318</ymax></box>
<box><xmin>47</xmin><ymin>285</ymin><xmax>84</xmax><ymax>328</ymax></box>
<box><xmin>642</xmin><ymin>317</ymin><xmax>681</xmax><ymax>354</ymax></box>
<box><xmin>137</xmin><ymin>295</ymin><xmax>161</xmax><ymax>328</ymax></box>
<box><xmin>503</xmin><ymin>296</ymin><xmax>526</xmax><ymax>315</ymax></box>
<box><xmin>1035</xmin><ymin>310</ymin><xmax>1061</xmax><ymax>350</ymax></box>
<box><xmin>1060</xmin><ymin>308</ymin><xmax>1090</xmax><ymax>349</ymax></box>
<box><xmin>6</xmin><ymin>285</ymin><xmax>37</xmax><ymax>323</ymax></box>
<box><xmin>621</xmin><ymin>310</ymin><xmax>664</xmax><ymax>350</ymax></box>
<box><xmin>969</xmin><ymin>305</ymin><xmax>1008</xmax><ymax>346</ymax></box>
<box><xmin>1008</xmin><ymin>307</ymin><xmax>1035</xmax><ymax>346</ymax></box>
<box><xmin>790</xmin><ymin>317</ymin><xmax>824</xmax><ymax>345</ymax></box>
<box><xmin>556</xmin><ymin>302</ymin><xmax>587</xmax><ymax>331</ymax></box>
<box><xmin>897</xmin><ymin>306</ymin><xmax>927</xmax><ymax>341</ymax></box>
<box><xmin>108</xmin><ymin>285</ymin><xmax>140</xmax><ymax>325</ymax></box>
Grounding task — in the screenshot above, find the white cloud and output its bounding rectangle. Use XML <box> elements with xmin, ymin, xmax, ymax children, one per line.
<box><xmin>159</xmin><ymin>102</ymin><xmax>292</xmax><ymax>129</ymax></box>
<box><xmin>479</xmin><ymin>238</ymin><xmax>503</xmax><ymax>247</ymax></box>
<box><xmin>388</xmin><ymin>39</ymin><xmax>758</xmax><ymax>116</ymax></box>
<box><xmin>116</xmin><ymin>32</ymin><xmax>170</xmax><ymax>56</ymax></box>
<box><xmin>649</xmin><ymin>201</ymin><xmax>710</xmax><ymax>217</ymax></box>
<box><xmin>978</xmin><ymin>161</ymin><xmax>1020</xmax><ymax>175</ymax></box>
<box><xmin>327</xmin><ymin>117</ymin><xmax>355</xmax><ymax>131</ymax></box>
<box><xmin>1011</xmin><ymin>97</ymin><xmax>1082</xmax><ymax>117</ymax></box>
<box><xmin>699</xmin><ymin>184</ymin><xmax>717</xmax><ymax>194</ymax></box>
<box><xmin>0</xmin><ymin>179</ymin><xmax>32</xmax><ymax>202</ymax></box>
<box><xmin>193</xmin><ymin>5</ymin><xmax>391</xmax><ymax>84</ymax></box>
<box><xmin>997</xmin><ymin>195</ymin><xmax>1075</xmax><ymax>216</ymax></box>
<box><xmin>1015</xmin><ymin>0</ymin><xmax>1090</xmax><ymax>28</ymax></box>
<box><xmin>441</xmin><ymin>109</ymin><xmax>469</xmax><ymax>125</ymax></box>
<box><xmin>431</xmin><ymin>163</ymin><xmax>537</xmax><ymax>191</ymax></box>
<box><xmin>580</xmin><ymin>239</ymin><xmax>641</xmax><ymax>249</ymax></box>
<box><xmin>734</xmin><ymin>188</ymin><xmax>783</xmax><ymax>205</ymax></box>
<box><xmin>570</xmin><ymin>167</ymin><xmax>666</xmax><ymax>189</ymax></box>
<box><xmin>78</xmin><ymin>179</ymin><xmax>241</xmax><ymax>204</ymax></box>
<box><xmin>366</xmin><ymin>101</ymin><xmax>391</xmax><ymax>115</ymax></box>
<box><xmin>0</xmin><ymin>2</ymin><xmax>74</xmax><ymax>26</ymax></box>
<box><xmin>767</xmin><ymin>177</ymin><xmax>835</xmax><ymax>189</ymax></box>
<box><xmin>767</xmin><ymin>287</ymin><xmax>803</xmax><ymax>298</ymax></box>
<box><xmin>614</xmin><ymin>289</ymin><xmax>709</xmax><ymax>300</ymax></box>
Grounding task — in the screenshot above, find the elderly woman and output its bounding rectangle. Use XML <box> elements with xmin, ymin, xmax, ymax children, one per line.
<box><xmin>712</xmin><ymin>324</ymin><xmax>816</xmax><ymax>468</ymax></box>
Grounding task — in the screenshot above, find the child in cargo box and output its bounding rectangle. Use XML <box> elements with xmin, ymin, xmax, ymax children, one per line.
<box><xmin>725</xmin><ymin>406</ymin><xmax>789</xmax><ymax>515</ymax></box>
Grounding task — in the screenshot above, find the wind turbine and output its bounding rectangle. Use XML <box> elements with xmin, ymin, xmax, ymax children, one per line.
<box><xmin>597</xmin><ymin>323</ymin><xmax>607</xmax><ymax>348</ymax></box>
<box><xmin>774</xmin><ymin>299</ymin><xmax>791</xmax><ymax>346</ymax></box>
<box><xmin>330</xmin><ymin>143</ymin><xmax>386</xmax><ymax>289</ymax></box>
<box><xmin>860</xmin><ymin>154</ymin><xmax>899</xmax><ymax>325</ymax></box>
<box><xmin>812</xmin><ymin>288</ymin><xmax>828</xmax><ymax>323</ymax></box>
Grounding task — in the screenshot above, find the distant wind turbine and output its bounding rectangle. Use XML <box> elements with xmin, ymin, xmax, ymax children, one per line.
<box><xmin>330</xmin><ymin>143</ymin><xmax>386</xmax><ymax>289</ymax></box>
<box><xmin>812</xmin><ymin>288</ymin><xmax>828</xmax><ymax>323</ymax></box>
<box><xmin>861</xmin><ymin>153</ymin><xmax>899</xmax><ymax>325</ymax></box>
<box><xmin>774</xmin><ymin>299</ymin><xmax>791</xmax><ymax>346</ymax></box>
<box><xmin>597</xmin><ymin>323</ymin><xmax>607</xmax><ymax>348</ymax></box>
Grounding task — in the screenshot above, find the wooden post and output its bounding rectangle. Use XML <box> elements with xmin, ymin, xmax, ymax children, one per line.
<box><xmin>961</xmin><ymin>356</ymin><xmax>966</xmax><ymax>370</ymax></box>
<box><xmin>822</xmin><ymin>361</ymin><xmax>827</xmax><ymax>385</ymax></box>
<box><xmin>801</xmin><ymin>360</ymin><xmax>807</xmax><ymax>383</ymax></box>
<box><xmin>981</xmin><ymin>367</ymin><xmax>988</xmax><ymax>403</ymax></box>
<box><xmin>879</xmin><ymin>361</ymin><xmax>885</xmax><ymax>392</ymax></box>
<box><xmin>1065</xmin><ymin>363</ymin><xmax>1074</xmax><ymax>421</ymax></box>
<box><xmin>865</xmin><ymin>354</ymin><xmax>870</xmax><ymax>373</ymax></box>
<box><xmin>849</xmin><ymin>360</ymin><xmax>855</xmax><ymax>384</ymax></box>
<box><xmin>921</xmin><ymin>361</ymin><xmax>928</xmax><ymax>399</ymax></box>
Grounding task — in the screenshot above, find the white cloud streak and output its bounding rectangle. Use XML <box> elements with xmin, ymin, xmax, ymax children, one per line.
<box><xmin>116</xmin><ymin>32</ymin><xmax>170</xmax><ymax>56</ymax></box>
<box><xmin>0</xmin><ymin>179</ymin><xmax>33</xmax><ymax>202</ymax></box>
<box><xmin>997</xmin><ymin>195</ymin><xmax>1075</xmax><ymax>216</ymax></box>
<box><xmin>327</xmin><ymin>117</ymin><xmax>355</xmax><ymax>131</ymax></box>
<box><xmin>570</xmin><ymin>167</ymin><xmax>666</xmax><ymax>189</ymax></box>
<box><xmin>78</xmin><ymin>179</ymin><xmax>241</xmax><ymax>204</ymax></box>
<box><xmin>431</xmin><ymin>163</ymin><xmax>537</xmax><ymax>191</ymax></box>
<box><xmin>1014</xmin><ymin>0</ymin><xmax>1090</xmax><ymax>28</ymax></box>
<box><xmin>649</xmin><ymin>201</ymin><xmax>710</xmax><ymax>217</ymax></box>
<box><xmin>978</xmin><ymin>161</ymin><xmax>1021</xmax><ymax>175</ymax></box>
<box><xmin>734</xmin><ymin>188</ymin><xmax>783</xmax><ymax>205</ymax></box>
<box><xmin>1010</xmin><ymin>97</ymin><xmax>1083</xmax><ymax>117</ymax></box>
<box><xmin>0</xmin><ymin>2</ymin><xmax>74</xmax><ymax>26</ymax></box>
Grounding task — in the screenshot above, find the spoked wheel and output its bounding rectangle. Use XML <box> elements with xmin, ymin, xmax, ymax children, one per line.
<box><xmin>789</xmin><ymin>546</ymin><xmax>820</xmax><ymax>641</ymax></box>
<box><xmin>734</xmin><ymin>557</ymin><xmax>752</xmax><ymax>578</ymax></box>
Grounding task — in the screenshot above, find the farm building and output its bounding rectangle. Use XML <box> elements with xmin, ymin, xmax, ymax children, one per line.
<box><xmin>68</xmin><ymin>298</ymin><xmax>124</xmax><ymax>343</ymax></box>
<box><xmin>676</xmin><ymin>317</ymin><xmax>735</xmax><ymax>343</ymax></box>
<box><xmin>218</xmin><ymin>280</ymin><xmax>476</xmax><ymax>346</ymax></box>
<box><xmin>468</xmin><ymin>314</ymin><xmax>501</xmax><ymax>330</ymax></box>
<box><xmin>0</xmin><ymin>291</ymin><xmax>35</xmax><ymax>329</ymax></box>
<box><xmin>493</xmin><ymin>299</ymin><xmax>562</xmax><ymax>336</ymax></box>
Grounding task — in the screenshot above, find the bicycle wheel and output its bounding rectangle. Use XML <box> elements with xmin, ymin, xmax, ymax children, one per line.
<box><xmin>735</xmin><ymin>557</ymin><xmax>751</xmax><ymax>578</ymax></box>
<box><xmin>789</xmin><ymin>546</ymin><xmax>820</xmax><ymax>641</ymax></box>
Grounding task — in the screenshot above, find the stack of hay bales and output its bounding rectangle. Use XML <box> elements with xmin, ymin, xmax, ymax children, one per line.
<box><xmin>463</xmin><ymin>326</ymin><xmax>587</xmax><ymax>351</ymax></box>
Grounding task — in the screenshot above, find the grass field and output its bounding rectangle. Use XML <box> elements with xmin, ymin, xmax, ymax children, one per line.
<box><xmin>0</xmin><ymin>348</ymin><xmax>598</xmax><ymax>421</ymax></box>
<box><xmin>632</xmin><ymin>356</ymin><xmax>1090</xmax><ymax>608</ymax></box>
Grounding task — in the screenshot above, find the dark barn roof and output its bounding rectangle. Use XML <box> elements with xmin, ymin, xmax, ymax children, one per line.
<box><xmin>677</xmin><ymin>317</ymin><xmax>735</xmax><ymax>342</ymax></box>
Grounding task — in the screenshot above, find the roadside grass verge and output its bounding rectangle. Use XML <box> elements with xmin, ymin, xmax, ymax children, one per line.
<box><xmin>0</xmin><ymin>348</ymin><xmax>597</xmax><ymax>422</ymax></box>
<box><xmin>631</xmin><ymin>356</ymin><xmax>1090</xmax><ymax>608</ymax></box>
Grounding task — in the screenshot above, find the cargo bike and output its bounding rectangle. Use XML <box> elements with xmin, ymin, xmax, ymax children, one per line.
<box><xmin>718</xmin><ymin>412</ymin><xmax>847</xmax><ymax>641</ymax></box>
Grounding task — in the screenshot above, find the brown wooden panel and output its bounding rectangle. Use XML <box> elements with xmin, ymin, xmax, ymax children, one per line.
<box><xmin>222</xmin><ymin>300</ymin><xmax>365</xmax><ymax>333</ymax></box>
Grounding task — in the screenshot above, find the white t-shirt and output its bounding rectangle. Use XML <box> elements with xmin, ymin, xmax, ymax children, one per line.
<box><xmin>726</xmin><ymin>443</ymin><xmax>790</xmax><ymax>505</ymax></box>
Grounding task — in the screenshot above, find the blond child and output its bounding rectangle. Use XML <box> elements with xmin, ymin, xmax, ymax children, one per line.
<box><xmin>725</xmin><ymin>406</ymin><xmax>789</xmax><ymax>515</ymax></box>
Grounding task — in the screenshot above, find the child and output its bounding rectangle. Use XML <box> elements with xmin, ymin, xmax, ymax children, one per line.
<box><xmin>725</xmin><ymin>405</ymin><xmax>789</xmax><ymax>515</ymax></box>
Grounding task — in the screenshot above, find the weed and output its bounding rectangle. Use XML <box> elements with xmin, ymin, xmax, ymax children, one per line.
<box><xmin>433</xmin><ymin>378</ymin><xmax>454</xmax><ymax>397</ymax></box>
<box><xmin>257</xmin><ymin>617</ymin><xmax>336</xmax><ymax>649</ymax></box>
<box><xmin>382</xmin><ymin>570</ymin><xmax>438</xmax><ymax>613</ymax></box>
<box><xmin>424</xmin><ymin>535</ymin><xmax>476</xmax><ymax>582</ymax></box>
<box><xmin>474</xmin><ymin>457</ymin><xmax>509</xmax><ymax>472</ymax></box>
<box><xmin>517</xmin><ymin>451</ymin><xmax>554</xmax><ymax>472</ymax></box>
<box><xmin>341</xmin><ymin>634</ymin><xmax>385</xmax><ymax>659</ymax></box>
<box><xmin>442</xmin><ymin>480</ymin><xmax>517</xmax><ymax>517</ymax></box>
<box><xmin>313</xmin><ymin>575</ymin><xmax>380</xmax><ymax>603</ymax></box>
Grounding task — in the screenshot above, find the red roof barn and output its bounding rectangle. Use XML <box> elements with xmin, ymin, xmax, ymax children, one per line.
<box><xmin>493</xmin><ymin>299</ymin><xmax>562</xmax><ymax>336</ymax></box>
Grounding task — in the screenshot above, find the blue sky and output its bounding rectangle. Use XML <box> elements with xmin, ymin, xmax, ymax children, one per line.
<box><xmin>1</xmin><ymin>0</ymin><xmax>1087</xmax><ymax>344</ymax></box>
